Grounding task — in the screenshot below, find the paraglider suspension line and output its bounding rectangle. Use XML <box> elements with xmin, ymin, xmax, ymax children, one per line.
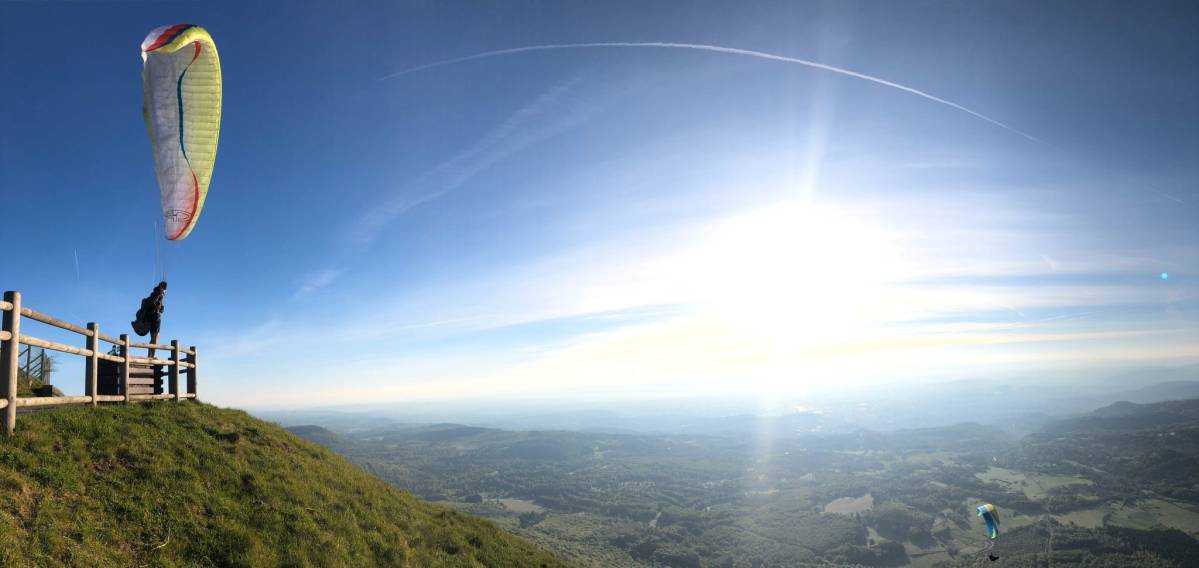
<box><xmin>153</xmin><ymin>220</ymin><xmax>160</xmax><ymax>282</ymax></box>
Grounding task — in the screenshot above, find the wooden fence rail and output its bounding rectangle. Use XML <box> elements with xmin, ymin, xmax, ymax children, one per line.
<box><xmin>0</xmin><ymin>290</ymin><xmax>198</xmax><ymax>436</ymax></box>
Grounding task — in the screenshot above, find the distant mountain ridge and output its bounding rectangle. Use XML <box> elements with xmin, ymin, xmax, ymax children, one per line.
<box><xmin>1108</xmin><ymin>380</ymin><xmax>1199</xmax><ymax>405</ymax></box>
<box><xmin>255</xmin><ymin>374</ymin><xmax>1199</xmax><ymax>436</ymax></box>
<box><xmin>1041</xmin><ymin>397</ymin><xmax>1199</xmax><ymax>434</ymax></box>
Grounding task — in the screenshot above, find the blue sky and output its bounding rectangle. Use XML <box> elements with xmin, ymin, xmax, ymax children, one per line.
<box><xmin>1</xmin><ymin>1</ymin><xmax>1196</xmax><ymax>409</ymax></box>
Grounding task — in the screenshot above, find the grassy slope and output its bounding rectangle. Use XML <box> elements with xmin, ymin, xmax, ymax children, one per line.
<box><xmin>16</xmin><ymin>371</ymin><xmax>64</xmax><ymax>397</ymax></box>
<box><xmin>0</xmin><ymin>402</ymin><xmax>565</xmax><ymax>567</ymax></box>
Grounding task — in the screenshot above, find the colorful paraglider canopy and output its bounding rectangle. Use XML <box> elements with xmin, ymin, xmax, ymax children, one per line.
<box><xmin>141</xmin><ymin>24</ymin><xmax>222</xmax><ymax>241</ymax></box>
<box><xmin>976</xmin><ymin>503</ymin><xmax>1000</xmax><ymax>539</ymax></box>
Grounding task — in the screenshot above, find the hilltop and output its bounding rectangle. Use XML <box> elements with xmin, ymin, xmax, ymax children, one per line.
<box><xmin>0</xmin><ymin>402</ymin><xmax>564</xmax><ymax>567</ymax></box>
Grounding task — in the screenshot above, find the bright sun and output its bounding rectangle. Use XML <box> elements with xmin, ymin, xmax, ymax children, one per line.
<box><xmin>687</xmin><ymin>201</ymin><xmax>906</xmax><ymax>349</ymax></box>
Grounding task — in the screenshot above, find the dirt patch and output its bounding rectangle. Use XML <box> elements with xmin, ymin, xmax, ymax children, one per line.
<box><xmin>824</xmin><ymin>494</ymin><xmax>874</xmax><ymax>515</ymax></box>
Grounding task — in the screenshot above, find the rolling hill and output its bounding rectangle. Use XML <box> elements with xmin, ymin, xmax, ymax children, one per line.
<box><xmin>0</xmin><ymin>402</ymin><xmax>565</xmax><ymax>567</ymax></box>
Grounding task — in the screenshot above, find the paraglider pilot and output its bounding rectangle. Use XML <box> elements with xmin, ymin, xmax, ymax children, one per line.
<box><xmin>132</xmin><ymin>281</ymin><xmax>167</xmax><ymax>358</ymax></box>
<box><xmin>976</xmin><ymin>503</ymin><xmax>1001</xmax><ymax>561</ymax></box>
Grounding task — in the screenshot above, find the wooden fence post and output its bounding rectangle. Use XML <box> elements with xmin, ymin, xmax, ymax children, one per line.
<box><xmin>1</xmin><ymin>291</ymin><xmax>20</xmax><ymax>436</ymax></box>
<box><xmin>169</xmin><ymin>340</ymin><xmax>180</xmax><ymax>402</ymax></box>
<box><xmin>186</xmin><ymin>346</ymin><xmax>197</xmax><ymax>399</ymax></box>
<box><xmin>85</xmin><ymin>322</ymin><xmax>98</xmax><ymax>406</ymax></box>
<box><xmin>120</xmin><ymin>334</ymin><xmax>131</xmax><ymax>404</ymax></box>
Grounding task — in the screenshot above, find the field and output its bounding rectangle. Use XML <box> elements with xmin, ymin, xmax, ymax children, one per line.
<box><xmin>1053</xmin><ymin>508</ymin><xmax>1105</xmax><ymax>529</ymax></box>
<box><xmin>824</xmin><ymin>494</ymin><xmax>874</xmax><ymax>514</ymax></box>
<box><xmin>498</xmin><ymin>498</ymin><xmax>546</xmax><ymax>513</ymax></box>
<box><xmin>1142</xmin><ymin>499</ymin><xmax>1199</xmax><ymax>535</ymax></box>
<box><xmin>1105</xmin><ymin>499</ymin><xmax>1199</xmax><ymax>535</ymax></box>
<box><xmin>974</xmin><ymin>467</ymin><xmax>1093</xmax><ymax>500</ymax></box>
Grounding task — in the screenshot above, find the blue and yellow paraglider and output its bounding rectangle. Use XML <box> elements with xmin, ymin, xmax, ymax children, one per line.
<box><xmin>976</xmin><ymin>503</ymin><xmax>1001</xmax><ymax>560</ymax></box>
<box><xmin>977</xmin><ymin>503</ymin><xmax>1000</xmax><ymax>538</ymax></box>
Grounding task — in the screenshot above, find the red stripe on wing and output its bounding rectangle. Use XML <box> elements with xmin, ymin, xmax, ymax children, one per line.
<box><xmin>168</xmin><ymin>170</ymin><xmax>201</xmax><ymax>241</ymax></box>
<box><xmin>144</xmin><ymin>24</ymin><xmax>192</xmax><ymax>53</ymax></box>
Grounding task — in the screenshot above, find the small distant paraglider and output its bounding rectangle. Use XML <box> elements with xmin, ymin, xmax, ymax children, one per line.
<box><xmin>141</xmin><ymin>24</ymin><xmax>222</xmax><ymax>241</ymax></box>
<box><xmin>976</xmin><ymin>503</ymin><xmax>1001</xmax><ymax>561</ymax></box>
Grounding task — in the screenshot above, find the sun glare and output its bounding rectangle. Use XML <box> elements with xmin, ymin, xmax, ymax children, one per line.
<box><xmin>689</xmin><ymin>201</ymin><xmax>906</xmax><ymax>351</ymax></box>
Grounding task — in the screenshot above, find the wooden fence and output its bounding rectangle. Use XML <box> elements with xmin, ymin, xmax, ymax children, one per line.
<box><xmin>0</xmin><ymin>290</ymin><xmax>198</xmax><ymax>436</ymax></box>
<box><xmin>18</xmin><ymin>344</ymin><xmax>52</xmax><ymax>385</ymax></box>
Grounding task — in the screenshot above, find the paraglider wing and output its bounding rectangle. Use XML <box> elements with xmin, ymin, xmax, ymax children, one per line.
<box><xmin>141</xmin><ymin>24</ymin><xmax>222</xmax><ymax>240</ymax></box>
<box><xmin>976</xmin><ymin>503</ymin><xmax>1000</xmax><ymax>539</ymax></box>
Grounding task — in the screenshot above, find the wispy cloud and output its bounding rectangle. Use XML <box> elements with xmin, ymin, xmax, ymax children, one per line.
<box><xmin>292</xmin><ymin>268</ymin><xmax>345</xmax><ymax>299</ymax></box>
<box><xmin>352</xmin><ymin>74</ymin><xmax>596</xmax><ymax>246</ymax></box>
<box><xmin>290</xmin><ymin>75</ymin><xmax>602</xmax><ymax>301</ymax></box>
<box><xmin>221</xmin><ymin>191</ymin><xmax>1195</xmax><ymax>400</ymax></box>
<box><xmin>218</xmin><ymin>308</ymin><xmax>1199</xmax><ymax>408</ymax></box>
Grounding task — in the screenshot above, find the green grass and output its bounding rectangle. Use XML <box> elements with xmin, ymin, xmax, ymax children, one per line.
<box><xmin>15</xmin><ymin>370</ymin><xmax>62</xmax><ymax>398</ymax></box>
<box><xmin>1107</xmin><ymin>499</ymin><xmax>1199</xmax><ymax>535</ymax></box>
<box><xmin>1053</xmin><ymin>508</ymin><xmax>1106</xmax><ymax>529</ymax></box>
<box><xmin>975</xmin><ymin>466</ymin><xmax>1091</xmax><ymax>500</ymax></box>
<box><xmin>1142</xmin><ymin>499</ymin><xmax>1199</xmax><ymax>535</ymax></box>
<box><xmin>0</xmin><ymin>402</ymin><xmax>565</xmax><ymax>567</ymax></box>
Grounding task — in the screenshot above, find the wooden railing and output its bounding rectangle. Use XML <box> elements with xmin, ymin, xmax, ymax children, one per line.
<box><xmin>18</xmin><ymin>344</ymin><xmax>51</xmax><ymax>385</ymax></box>
<box><xmin>0</xmin><ymin>290</ymin><xmax>198</xmax><ymax>436</ymax></box>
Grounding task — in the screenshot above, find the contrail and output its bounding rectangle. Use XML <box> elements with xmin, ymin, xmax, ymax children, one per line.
<box><xmin>382</xmin><ymin>42</ymin><xmax>1039</xmax><ymax>143</ymax></box>
<box><xmin>1154</xmin><ymin>190</ymin><xmax>1185</xmax><ymax>204</ymax></box>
